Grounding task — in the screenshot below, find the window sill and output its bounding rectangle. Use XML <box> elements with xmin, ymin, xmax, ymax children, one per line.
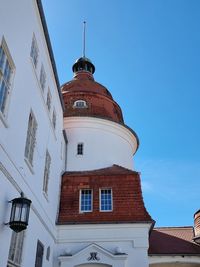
<box><xmin>76</xmin><ymin>154</ymin><xmax>83</xmax><ymax>157</ymax></box>
<box><xmin>79</xmin><ymin>210</ymin><xmax>92</xmax><ymax>213</ymax></box>
<box><xmin>99</xmin><ymin>210</ymin><xmax>113</xmax><ymax>212</ymax></box>
<box><xmin>24</xmin><ymin>157</ymin><xmax>34</xmax><ymax>174</ymax></box>
<box><xmin>73</xmin><ymin>106</ymin><xmax>88</xmax><ymax>109</ymax></box>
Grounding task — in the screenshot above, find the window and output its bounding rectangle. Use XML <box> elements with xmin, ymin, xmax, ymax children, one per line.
<box><xmin>100</xmin><ymin>189</ymin><xmax>112</xmax><ymax>211</ymax></box>
<box><xmin>52</xmin><ymin>109</ymin><xmax>56</xmax><ymax>129</ymax></box>
<box><xmin>73</xmin><ymin>100</ymin><xmax>87</xmax><ymax>108</ymax></box>
<box><xmin>80</xmin><ymin>189</ymin><xmax>92</xmax><ymax>212</ymax></box>
<box><xmin>46</xmin><ymin>89</ymin><xmax>51</xmax><ymax>111</ymax></box>
<box><xmin>77</xmin><ymin>143</ymin><xmax>83</xmax><ymax>155</ymax></box>
<box><xmin>7</xmin><ymin>231</ymin><xmax>25</xmax><ymax>267</ymax></box>
<box><xmin>43</xmin><ymin>150</ymin><xmax>51</xmax><ymax>194</ymax></box>
<box><xmin>39</xmin><ymin>65</ymin><xmax>46</xmax><ymax>91</ymax></box>
<box><xmin>24</xmin><ymin>111</ymin><xmax>37</xmax><ymax>166</ymax></box>
<box><xmin>30</xmin><ymin>35</ymin><xmax>39</xmax><ymax>68</ymax></box>
<box><xmin>35</xmin><ymin>240</ymin><xmax>44</xmax><ymax>267</ymax></box>
<box><xmin>0</xmin><ymin>38</ymin><xmax>14</xmax><ymax>117</ymax></box>
<box><xmin>46</xmin><ymin>246</ymin><xmax>50</xmax><ymax>261</ymax></box>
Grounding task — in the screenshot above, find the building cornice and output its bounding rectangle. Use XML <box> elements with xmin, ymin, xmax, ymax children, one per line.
<box><xmin>64</xmin><ymin>116</ymin><xmax>139</xmax><ymax>155</ymax></box>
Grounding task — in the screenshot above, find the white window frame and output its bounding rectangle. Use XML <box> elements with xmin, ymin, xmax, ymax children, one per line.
<box><xmin>24</xmin><ymin>111</ymin><xmax>37</xmax><ymax>167</ymax></box>
<box><xmin>35</xmin><ymin>240</ymin><xmax>44</xmax><ymax>267</ymax></box>
<box><xmin>52</xmin><ymin>109</ymin><xmax>56</xmax><ymax>129</ymax></box>
<box><xmin>7</xmin><ymin>231</ymin><xmax>25</xmax><ymax>267</ymax></box>
<box><xmin>46</xmin><ymin>88</ymin><xmax>51</xmax><ymax>112</ymax></box>
<box><xmin>73</xmin><ymin>100</ymin><xmax>87</xmax><ymax>108</ymax></box>
<box><xmin>79</xmin><ymin>189</ymin><xmax>93</xmax><ymax>213</ymax></box>
<box><xmin>99</xmin><ymin>188</ymin><xmax>113</xmax><ymax>212</ymax></box>
<box><xmin>30</xmin><ymin>34</ymin><xmax>39</xmax><ymax>68</ymax></box>
<box><xmin>43</xmin><ymin>150</ymin><xmax>51</xmax><ymax>195</ymax></box>
<box><xmin>0</xmin><ymin>36</ymin><xmax>15</xmax><ymax>123</ymax></box>
<box><xmin>46</xmin><ymin>246</ymin><xmax>50</xmax><ymax>261</ymax></box>
<box><xmin>77</xmin><ymin>143</ymin><xmax>84</xmax><ymax>155</ymax></box>
<box><xmin>39</xmin><ymin>64</ymin><xmax>46</xmax><ymax>92</ymax></box>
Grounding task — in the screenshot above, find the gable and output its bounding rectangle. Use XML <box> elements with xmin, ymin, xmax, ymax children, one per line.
<box><xmin>58</xmin><ymin>243</ymin><xmax>127</xmax><ymax>267</ymax></box>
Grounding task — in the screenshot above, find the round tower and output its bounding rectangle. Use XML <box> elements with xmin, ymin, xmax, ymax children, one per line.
<box><xmin>62</xmin><ymin>57</ymin><xmax>139</xmax><ymax>171</ymax></box>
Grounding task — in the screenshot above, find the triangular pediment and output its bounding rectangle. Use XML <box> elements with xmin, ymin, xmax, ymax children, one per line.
<box><xmin>58</xmin><ymin>243</ymin><xmax>127</xmax><ymax>267</ymax></box>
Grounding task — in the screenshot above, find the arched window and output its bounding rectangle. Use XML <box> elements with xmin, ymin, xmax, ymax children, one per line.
<box><xmin>73</xmin><ymin>100</ymin><xmax>87</xmax><ymax>108</ymax></box>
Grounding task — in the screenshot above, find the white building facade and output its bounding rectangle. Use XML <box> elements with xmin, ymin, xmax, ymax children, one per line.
<box><xmin>1</xmin><ymin>1</ymin><xmax>200</xmax><ymax>267</ymax></box>
<box><xmin>0</xmin><ymin>0</ymin><xmax>65</xmax><ymax>266</ymax></box>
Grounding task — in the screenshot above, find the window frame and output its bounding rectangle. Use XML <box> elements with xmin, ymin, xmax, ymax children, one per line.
<box><xmin>24</xmin><ymin>111</ymin><xmax>37</xmax><ymax>167</ymax></box>
<box><xmin>73</xmin><ymin>100</ymin><xmax>87</xmax><ymax>108</ymax></box>
<box><xmin>30</xmin><ymin>34</ymin><xmax>39</xmax><ymax>69</ymax></box>
<box><xmin>79</xmin><ymin>189</ymin><xmax>93</xmax><ymax>213</ymax></box>
<box><xmin>43</xmin><ymin>150</ymin><xmax>51</xmax><ymax>195</ymax></box>
<box><xmin>52</xmin><ymin>109</ymin><xmax>56</xmax><ymax>130</ymax></box>
<box><xmin>35</xmin><ymin>240</ymin><xmax>44</xmax><ymax>267</ymax></box>
<box><xmin>7</xmin><ymin>231</ymin><xmax>25</xmax><ymax>267</ymax></box>
<box><xmin>77</xmin><ymin>143</ymin><xmax>84</xmax><ymax>155</ymax></box>
<box><xmin>39</xmin><ymin>64</ymin><xmax>46</xmax><ymax>92</ymax></box>
<box><xmin>0</xmin><ymin>36</ymin><xmax>15</xmax><ymax>123</ymax></box>
<box><xmin>99</xmin><ymin>188</ymin><xmax>113</xmax><ymax>212</ymax></box>
<box><xmin>46</xmin><ymin>246</ymin><xmax>50</xmax><ymax>261</ymax></box>
<box><xmin>46</xmin><ymin>88</ymin><xmax>51</xmax><ymax>112</ymax></box>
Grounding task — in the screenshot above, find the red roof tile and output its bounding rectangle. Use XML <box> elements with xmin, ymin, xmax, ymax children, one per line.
<box><xmin>58</xmin><ymin>165</ymin><xmax>153</xmax><ymax>225</ymax></box>
<box><xmin>149</xmin><ymin>227</ymin><xmax>200</xmax><ymax>255</ymax></box>
<box><xmin>62</xmin><ymin>164</ymin><xmax>139</xmax><ymax>176</ymax></box>
<box><xmin>61</xmin><ymin>71</ymin><xmax>124</xmax><ymax>123</ymax></box>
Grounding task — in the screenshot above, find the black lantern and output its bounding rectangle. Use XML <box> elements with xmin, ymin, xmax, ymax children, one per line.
<box><xmin>9</xmin><ymin>192</ymin><xmax>32</xmax><ymax>232</ymax></box>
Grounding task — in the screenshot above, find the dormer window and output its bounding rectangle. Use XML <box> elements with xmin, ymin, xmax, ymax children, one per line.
<box><xmin>80</xmin><ymin>189</ymin><xmax>92</xmax><ymax>212</ymax></box>
<box><xmin>73</xmin><ymin>100</ymin><xmax>87</xmax><ymax>108</ymax></box>
<box><xmin>100</xmin><ymin>188</ymin><xmax>113</xmax><ymax>212</ymax></box>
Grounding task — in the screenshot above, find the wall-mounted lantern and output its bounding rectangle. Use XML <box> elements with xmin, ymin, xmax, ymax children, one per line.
<box><xmin>8</xmin><ymin>192</ymin><xmax>32</xmax><ymax>232</ymax></box>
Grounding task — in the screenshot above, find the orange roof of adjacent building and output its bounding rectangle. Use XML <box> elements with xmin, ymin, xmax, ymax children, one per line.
<box><xmin>149</xmin><ymin>227</ymin><xmax>200</xmax><ymax>255</ymax></box>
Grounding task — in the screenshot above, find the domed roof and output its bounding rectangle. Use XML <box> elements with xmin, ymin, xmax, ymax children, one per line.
<box><xmin>72</xmin><ymin>56</ymin><xmax>95</xmax><ymax>74</ymax></box>
<box><xmin>62</xmin><ymin>57</ymin><xmax>124</xmax><ymax>124</ymax></box>
<box><xmin>75</xmin><ymin>56</ymin><xmax>92</xmax><ymax>64</ymax></box>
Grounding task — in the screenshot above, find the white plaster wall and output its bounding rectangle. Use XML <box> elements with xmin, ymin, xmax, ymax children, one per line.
<box><xmin>149</xmin><ymin>255</ymin><xmax>200</xmax><ymax>266</ymax></box>
<box><xmin>0</xmin><ymin>0</ymin><xmax>64</xmax><ymax>266</ymax></box>
<box><xmin>22</xmin><ymin>208</ymin><xmax>56</xmax><ymax>267</ymax></box>
<box><xmin>54</xmin><ymin>223</ymin><xmax>151</xmax><ymax>267</ymax></box>
<box><xmin>0</xmin><ymin>170</ymin><xmax>16</xmax><ymax>266</ymax></box>
<box><xmin>64</xmin><ymin>117</ymin><xmax>138</xmax><ymax>171</ymax></box>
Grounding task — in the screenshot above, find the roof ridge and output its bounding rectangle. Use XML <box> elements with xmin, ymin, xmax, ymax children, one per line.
<box><xmin>63</xmin><ymin>164</ymin><xmax>139</xmax><ymax>176</ymax></box>
<box><xmin>154</xmin><ymin>226</ymin><xmax>193</xmax><ymax>230</ymax></box>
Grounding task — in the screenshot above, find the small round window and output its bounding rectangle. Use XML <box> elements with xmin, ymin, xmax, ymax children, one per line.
<box><xmin>73</xmin><ymin>100</ymin><xmax>87</xmax><ymax>108</ymax></box>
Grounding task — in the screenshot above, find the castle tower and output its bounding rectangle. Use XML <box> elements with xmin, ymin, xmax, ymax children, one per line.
<box><xmin>62</xmin><ymin>57</ymin><xmax>139</xmax><ymax>171</ymax></box>
<box><xmin>56</xmin><ymin>57</ymin><xmax>153</xmax><ymax>267</ymax></box>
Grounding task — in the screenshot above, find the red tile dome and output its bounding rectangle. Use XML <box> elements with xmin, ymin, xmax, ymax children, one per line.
<box><xmin>61</xmin><ymin>57</ymin><xmax>124</xmax><ymax>124</ymax></box>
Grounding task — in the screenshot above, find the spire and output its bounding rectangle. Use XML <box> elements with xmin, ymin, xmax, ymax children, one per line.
<box><xmin>83</xmin><ymin>21</ymin><xmax>86</xmax><ymax>57</ymax></box>
<box><xmin>72</xmin><ymin>22</ymin><xmax>95</xmax><ymax>75</ymax></box>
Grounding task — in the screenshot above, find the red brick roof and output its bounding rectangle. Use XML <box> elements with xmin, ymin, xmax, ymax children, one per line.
<box><xmin>61</xmin><ymin>71</ymin><xmax>124</xmax><ymax>123</ymax></box>
<box><xmin>58</xmin><ymin>165</ymin><xmax>153</xmax><ymax>225</ymax></box>
<box><xmin>63</xmin><ymin>164</ymin><xmax>138</xmax><ymax>176</ymax></box>
<box><xmin>149</xmin><ymin>227</ymin><xmax>200</xmax><ymax>255</ymax></box>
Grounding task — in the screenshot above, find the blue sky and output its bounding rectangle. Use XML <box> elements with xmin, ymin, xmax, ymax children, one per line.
<box><xmin>42</xmin><ymin>0</ymin><xmax>200</xmax><ymax>227</ymax></box>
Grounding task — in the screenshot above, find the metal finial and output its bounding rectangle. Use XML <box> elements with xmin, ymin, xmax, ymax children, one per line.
<box><xmin>83</xmin><ymin>21</ymin><xmax>86</xmax><ymax>57</ymax></box>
